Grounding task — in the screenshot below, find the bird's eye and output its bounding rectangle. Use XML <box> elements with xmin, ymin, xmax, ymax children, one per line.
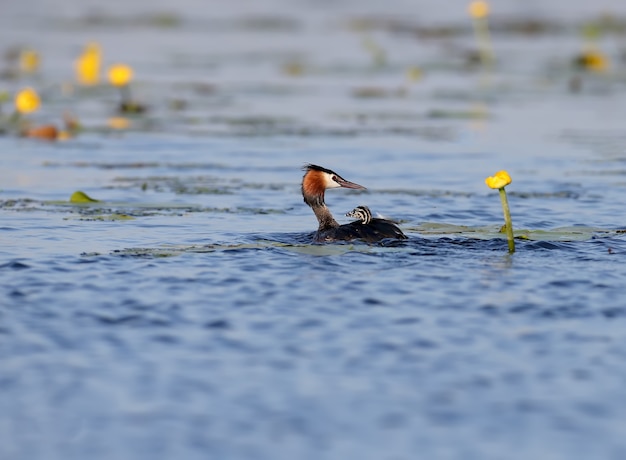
<box><xmin>331</xmin><ymin>175</ymin><xmax>338</xmax><ymax>182</ymax></box>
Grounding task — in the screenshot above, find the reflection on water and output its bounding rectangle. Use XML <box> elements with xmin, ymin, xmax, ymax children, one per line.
<box><xmin>2</xmin><ymin>0</ymin><xmax>626</xmax><ymax>459</ymax></box>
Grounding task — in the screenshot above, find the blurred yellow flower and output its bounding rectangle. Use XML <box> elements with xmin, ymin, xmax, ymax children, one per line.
<box><xmin>282</xmin><ymin>61</ymin><xmax>305</xmax><ymax>76</ymax></box>
<box><xmin>468</xmin><ymin>1</ymin><xmax>489</xmax><ymax>19</ymax></box>
<box><xmin>485</xmin><ymin>170</ymin><xmax>512</xmax><ymax>189</ymax></box>
<box><xmin>19</xmin><ymin>49</ymin><xmax>40</xmax><ymax>74</ymax></box>
<box><xmin>14</xmin><ymin>87</ymin><xmax>40</xmax><ymax>114</ymax></box>
<box><xmin>406</xmin><ymin>66</ymin><xmax>423</xmax><ymax>82</ymax></box>
<box><xmin>75</xmin><ymin>42</ymin><xmax>101</xmax><ymax>86</ymax></box>
<box><xmin>576</xmin><ymin>51</ymin><xmax>609</xmax><ymax>73</ymax></box>
<box><xmin>57</xmin><ymin>130</ymin><xmax>72</xmax><ymax>141</ymax></box>
<box><xmin>108</xmin><ymin>64</ymin><xmax>133</xmax><ymax>87</ymax></box>
<box><xmin>108</xmin><ymin>116</ymin><xmax>130</xmax><ymax>130</ymax></box>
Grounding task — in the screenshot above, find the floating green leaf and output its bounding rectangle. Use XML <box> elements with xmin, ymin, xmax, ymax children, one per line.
<box><xmin>70</xmin><ymin>191</ymin><xmax>100</xmax><ymax>203</ymax></box>
<box><xmin>70</xmin><ymin>214</ymin><xmax>134</xmax><ymax>221</ymax></box>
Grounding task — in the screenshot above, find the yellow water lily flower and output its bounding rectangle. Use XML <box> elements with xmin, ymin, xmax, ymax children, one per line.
<box><xmin>75</xmin><ymin>42</ymin><xmax>101</xmax><ymax>86</ymax></box>
<box><xmin>19</xmin><ymin>49</ymin><xmax>40</xmax><ymax>74</ymax></box>
<box><xmin>468</xmin><ymin>1</ymin><xmax>489</xmax><ymax>19</ymax></box>
<box><xmin>57</xmin><ymin>130</ymin><xmax>72</xmax><ymax>141</ymax></box>
<box><xmin>107</xmin><ymin>116</ymin><xmax>131</xmax><ymax>130</ymax></box>
<box><xmin>485</xmin><ymin>170</ymin><xmax>511</xmax><ymax>189</ymax></box>
<box><xmin>576</xmin><ymin>50</ymin><xmax>609</xmax><ymax>73</ymax></box>
<box><xmin>14</xmin><ymin>87</ymin><xmax>41</xmax><ymax>114</ymax></box>
<box><xmin>485</xmin><ymin>169</ymin><xmax>515</xmax><ymax>252</ymax></box>
<box><xmin>108</xmin><ymin>64</ymin><xmax>133</xmax><ymax>87</ymax></box>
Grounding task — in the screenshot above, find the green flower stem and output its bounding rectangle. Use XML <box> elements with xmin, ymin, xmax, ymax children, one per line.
<box><xmin>498</xmin><ymin>187</ymin><xmax>515</xmax><ymax>253</ymax></box>
<box><xmin>473</xmin><ymin>17</ymin><xmax>494</xmax><ymax>67</ymax></box>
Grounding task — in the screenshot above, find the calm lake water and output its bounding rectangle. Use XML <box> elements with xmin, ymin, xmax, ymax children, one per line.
<box><xmin>3</xmin><ymin>1</ymin><xmax>626</xmax><ymax>459</ymax></box>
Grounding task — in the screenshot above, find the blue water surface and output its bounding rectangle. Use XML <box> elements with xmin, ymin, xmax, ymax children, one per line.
<box><xmin>3</xmin><ymin>0</ymin><xmax>626</xmax><ymax>459</ymax></box>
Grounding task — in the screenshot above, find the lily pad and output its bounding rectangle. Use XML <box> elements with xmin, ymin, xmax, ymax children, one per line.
<box><xmin>412</xmin><ymin>222</ymin><xmax>610</xmax><ymax>241</ymax></box>
<box><xmin>70</xmin><ymin>191</ymin><xmax>100</xmax><ymax>203</ymax></box>
<box><xmin>65</xmin><ymin>214</ymin><xmax>135</xmax><ymax>221</ymax></box>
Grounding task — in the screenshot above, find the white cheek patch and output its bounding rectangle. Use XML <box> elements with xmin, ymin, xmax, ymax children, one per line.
<box><xmin>324</xmin><ymin>174</ymin><xmax>341</xmax><ymax>188</ymax></box>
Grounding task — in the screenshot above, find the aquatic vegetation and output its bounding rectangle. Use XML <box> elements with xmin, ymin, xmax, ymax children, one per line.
<box><xmin>14</xmin><ymin>87</ymin><xmax>40</xmax><ymax>114</ymax></box>
<box><xmin>71</xmin><ymin>213</ymin><xmax>134</xmax><ymax>221</ymax></box>
<box><xmin>75</xmin><ymin>42</ymin><xmax>102</xmax><ymax>86</ymax></box>
<box><xmin>351</xmin><ymin>86</ymin><xmax>407</xmax><ymax>99</ymax></box>
<box><xmin>19</xmin><ymin>48</ymin><xmax>39</xmax><ymax>74</ymax></box>
<box><xmin>574</xmin><ymin>50</ymin><xmax>609</xmax><ymax>73</ymax></box>
<box><xmin>485</xmin><ymin>170</ymin><xmax>515</xmax><ymax>253</ymax></box>
<box><xmin>281</xmin><ymin>60</ymin><xmax>306</xmax><ymax>76</ymax></box>
<box><xmin>405</xmin><ymin>66</ymin><xmax>423</xmax><ymax>82</ymax></box>
<box><xmin>108</xmin><ymin>63</ymin><xmax>145</xmax><ymax>113</ymax></box>
<box><xmin>63</xmin><ymin>112</ymin><xmax>81</xmax><ymax>134</ymax></box>
<box><xmin>361</xmin><ymin>35</ymin><xmax>386</xmax><ymax>67</ymax></box>
<box><xmin>107</xmin><ymin>116</ymin><xmax>131</xmax><ymax>130</ymax></box>
<box><xmin>108</xmin><ymin>63</ymin><xmax>133</xmax><ymax>87</ymax></box>
<box><xmin>0</xmin><ymin>91</ymin><xmax>8</xmax><ymax>117</ymax></box>
<box><xmin>468</xmin><ymin>1</ymin><xmax>494</xmax><ymax>67</ymax></box>
<box><xmin>11</xmin><ymin>87</ymin><xmax>63</xmax><ymax>139</ymax></box>
<box><xmin>572</xmin><ymin>20</ymin><xmax>611</xmax><ymax>74</ymax></box>
<box><xmin>412</xmin><ymin>222</ymin><xmax>607</xmax><ymax>242</ymax></box>
<box><xmin>70</xmin><ymin>191</ymin><xmax>100</xmax><ymax>203</ymax></box>
<box><xmin>11</xmin><ymin>88</ymin><xmax>72</xmax><ymax>140</ymax></box>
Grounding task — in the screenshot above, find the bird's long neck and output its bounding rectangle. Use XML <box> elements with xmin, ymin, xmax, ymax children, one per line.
<box><xmin>304</xmin><ymin>193</ymin><xmax>339</xmax><ymax>231</ymax></box>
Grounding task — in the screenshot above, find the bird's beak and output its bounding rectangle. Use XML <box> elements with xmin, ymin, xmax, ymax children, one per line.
<box><xmin>335</xmin><ymin>176</ymin><xmax>366</xmax><ymax>190</ymax></box>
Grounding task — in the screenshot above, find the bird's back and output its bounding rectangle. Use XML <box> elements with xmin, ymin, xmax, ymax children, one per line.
<box><xmin>314</xmin><ymin>218</ymin><xmax>407</xmax><ymax>243</ymax></box>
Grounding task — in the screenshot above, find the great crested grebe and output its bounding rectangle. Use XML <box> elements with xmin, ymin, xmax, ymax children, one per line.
<box><xmin>301</xmin><ymin>164</ymin><xmax>407</xmax><ymax>243</ymax></box>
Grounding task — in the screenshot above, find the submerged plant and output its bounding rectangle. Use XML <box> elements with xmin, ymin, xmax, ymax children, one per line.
<box><xmin>468</xmin><ymin>1</ymin><xmax>494</xmax><ymax>67</ymax></box>
<box><xmin>485</xmin><ymin>170</ymin><xmax>514</xmax><ymax>253</ymax></box>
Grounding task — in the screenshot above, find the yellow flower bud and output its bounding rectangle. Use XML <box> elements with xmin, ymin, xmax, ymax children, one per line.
<box><xmin>20</xmin><ymin>49</ymin><xmax>40</xmax><ymax>74</ymax></box>
<box><xmin>108</xmin><ymin>64</ymin><xmax>133</xmax><ymax>87</ymax></box>
<box><xmin>469</xmin><ymin>1</ymin><xmax>490</xmax><ymax>19</ymax></box>
<box><xmin>14</xmin><ymin>87</ymin><xmax>41</xmax><ymax>114</ymax></box>
<box><xmin>485</xmin><ymin>170</ymin><xmax>512</xmax><ymax>189</ymax></box>
<box><xmin>75</xmin><ymin>42</ymin><xmax>102</xmax><ymax>86</ymax></box>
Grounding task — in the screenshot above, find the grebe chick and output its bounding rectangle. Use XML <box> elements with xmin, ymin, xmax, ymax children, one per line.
<box><xmin>346</xmin><ymin>205</ymin><xmax>373</xmax><ymax>224</ymax></box>
<box><xmin>301</xmin><ymin>164</ymin><xmax>407</xmax><ymax>243</ymax></box>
